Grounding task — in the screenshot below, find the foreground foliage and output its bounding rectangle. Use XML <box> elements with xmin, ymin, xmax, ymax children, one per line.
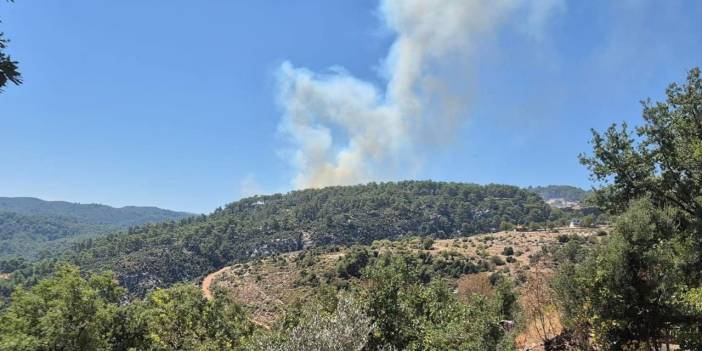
<box><xmin>0</xmin><ymin>265</ymin><xmax>253</xmax><ymax>351</ymax></box>
<box><xmin>555</xmin><ymin>68</ymin><xmax>702</xmax><ymax>349</ymax></box>
<box><xmin>0</xmin><ymin>256</ymin><xmax>518</xmax><ymax>351</ymax></box>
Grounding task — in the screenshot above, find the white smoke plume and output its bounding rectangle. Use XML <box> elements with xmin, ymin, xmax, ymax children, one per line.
<box><xmin>239</xmin><ymin>173</ymin><xmax>263</xmax><ymax>198</ymax></box>
<box><xmin>277</xmin><ymin>0</ymin><xmax>562</xmax><ymax>189</ymax></box>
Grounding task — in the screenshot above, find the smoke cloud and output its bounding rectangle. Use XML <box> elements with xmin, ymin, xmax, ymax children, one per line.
<box><xmin>239</xmin><ymin>173</ymin><xmax>263</xmax><ymax>198</ymax></box>
<box><xmin>277</xmin><ymin>0</ymin><xmax>562</xmax><ymax>189</ymax></box>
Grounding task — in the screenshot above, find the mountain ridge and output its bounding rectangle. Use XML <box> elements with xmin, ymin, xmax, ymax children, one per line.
<box><xmin>0</xmin><ymin>197</ymin><xmax>195</xmax><ymax>259</ymax></box>
<box><xmin>0</xmin><ymin>196</ymin><xmax>194</xmax><ymax>222</ymax></box>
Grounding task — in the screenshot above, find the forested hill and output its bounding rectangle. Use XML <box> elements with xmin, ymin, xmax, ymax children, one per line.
<box><xmin>53</xmin><ymin>181</ymin><xmax>554</xmax><ymax>296</ymax></box>
<box><xmin>0</xmin><ymin>197</ymin><xmax>194</xmax><ymax>259</ymax></box>
<box><xmin>0</xmin><ymin>197</ymin><xmax>193</xmax><ymax>226</ymax></box>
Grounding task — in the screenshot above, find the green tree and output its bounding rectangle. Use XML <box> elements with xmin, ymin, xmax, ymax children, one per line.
<box><xmin>500</xmin><ymin>221</ymin><xmax>515</xmax><ymax>231</ymax></box>
<box><xmin>557</xmin><ymin>67</ymin><xmax>702</xmax><ymax>349</ymax></box>
<box><xmin>421</xmin><ymin>237</ymin><xmax>434</xmax><ymax>250</ymax></box>
<box><xmin>579</xmin><ymin>215</ymin><xmax>595</xmax><ymax>228</ymax></box>
<box><xmin>360</xmin><ymin>254</ymin><xmax>513</xmax><ymax>350</ymax></box>
<box><xmin>0</xmin><ymin>266</ymin><xmax>253</xmax><ymax>351</ymax></box>
<box><xmin>336</xmin><ymin>246</ymin><xmax>370</xmax><ymax>279</ymax></box>
<box><xmin>0</xmin><ymin>264</ymin><xmax>122</xmax><ymax>351</ymax></box>
<box><xmin>554</xmin><ymin>200</ymin><xmax>685</xmax><ymax>349</ymax></box>
<box><xmin>137</xmin><ymin>284</ymin><xmax>252</xmax><ymax>350</ymax></box>
<box><xmin>580</xmin><ymin>67</ymin><xmax>702</xmax><ymax>224</ymax></box>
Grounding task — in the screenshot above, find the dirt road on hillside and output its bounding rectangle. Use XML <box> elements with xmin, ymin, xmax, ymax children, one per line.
<box><xmin>201</xmin><ymin>266</ymin><xmax>231</xmax><ymax>300</ymax></box>
<box><xmin>202</xmin><ymin>265</ymin><xmax>274</xmax><ymax>330</ymax></box>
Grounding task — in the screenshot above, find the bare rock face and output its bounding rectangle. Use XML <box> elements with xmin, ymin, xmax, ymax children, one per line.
<box><xmin>300</xmin><ymin>231</ymin><xmax>314</xmax><ymax>250</ymax></box>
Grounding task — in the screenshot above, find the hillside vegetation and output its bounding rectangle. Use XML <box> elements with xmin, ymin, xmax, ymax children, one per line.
<box><xmin>0</xmin><ymin>197</ymin><xmax>193</xmax><ymax>260</ymax></box>
<box><xmin>44</xmin><ymin>181</ymin><xmax>557</xmax><ymax>296</ymax></box>
<box><xmin>0</xmin><ymin>212</ymin><xmax>105</xmax><ymax>259</ymax></box>
<box><xmin>0</xmin><ymin>197</ymin><xmax>193</xmax><ymax>227</ymax></box>
<box><xmin>0</xmin><ymin>227</ymin><xmax>600</xmax><ymax>351</ymax></box>
<box><xmin>208</xmin><ymin>228</ymin><xmax>599</xmax><ymax>331</ymax></box>
<box><xmin>0</xmin><ymin>260</ymin><xmax>517</xmax><ymax>350</ymax></box>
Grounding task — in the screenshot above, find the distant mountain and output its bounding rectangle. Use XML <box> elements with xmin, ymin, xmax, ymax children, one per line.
<box><xmin>526</xmin><ymin>185</ymin><xmax>591</xmax><ymax>203</ymax></box>
<box><xmin>0</xmin><ymin>197</ymin><xmax>194</xmax><ymax>227</ymax></box>
<box><xmin>53</xmin><ymin>181</ymin><xmax>557</xmax><ymax>296</ymax></box>
<box><xmin>0</xmin><ymin>197</ymin><xmax>194</xmax><ymax>259</ymax></box>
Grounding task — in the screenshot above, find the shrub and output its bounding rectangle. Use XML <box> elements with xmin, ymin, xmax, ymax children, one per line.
<box><xmin>488</xmin><ymin>272</ymin><xmax>504</xmax><ymax>286</ymax></box>
<box><xmin>490</xmin><ymin>255</ymin><xmax>506</xmax><ymax>266</ymax></box>
<box><xmin>251</xmin><ymin>294</ymin><xmax>372</xmax><ymax>351</ymax></box>
<box><xmin>336</xmin><ymin>247</ymin><xmax>370</xmax><ymax>279</ymax></box>
<box><xmin>501</xmin><ymin>246</ymin><xmax>514</xmax><ymax>256</ymax></box>
<box><xmin>421</xmin><ymin>237</ymin><xmax>434</xmax><ymax>250</ymax></box>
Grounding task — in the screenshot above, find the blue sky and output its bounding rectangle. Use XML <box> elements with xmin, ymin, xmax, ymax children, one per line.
<box><xmin>1</xmin><ymin>1</ymin><xmax>701</xmax><ymax>213</ymax></box>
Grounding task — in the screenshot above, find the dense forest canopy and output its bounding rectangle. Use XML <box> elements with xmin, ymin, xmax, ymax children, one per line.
<box><xmin>0</xmin><ymin>212</ymin><xmax>107</xmax><ymax>259</ymax></box>
<box><xmin>0</xmin><ymin>197</ymin><xmax>194</xmax><ymax>227</ymax></box>
<box><xmin>0</xmin><ymin>198</ymin><xmax>194</xmax><ymax>260</ymax></box>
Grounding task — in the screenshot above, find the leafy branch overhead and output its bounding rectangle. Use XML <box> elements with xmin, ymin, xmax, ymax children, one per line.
<box><xmin>0</xmin><ymin>0</ymin><xmax>22</xmax><ymax>92</ymax></box>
